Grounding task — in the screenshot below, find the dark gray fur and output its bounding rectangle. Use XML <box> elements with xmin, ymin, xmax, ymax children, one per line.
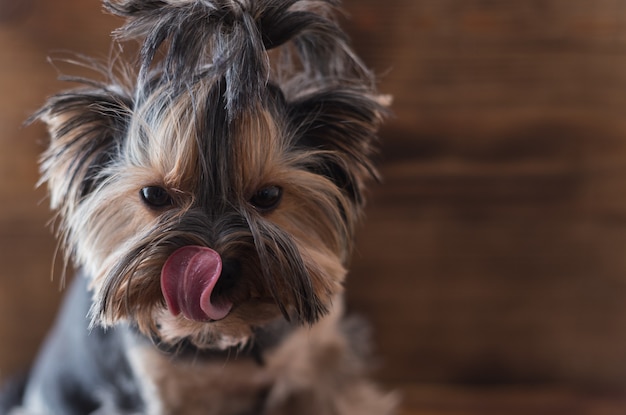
<box><xmin>104</xmin><ymin>0</ymin><xmax>371</xmax><ymax>117</ymax></box>
<box><xmin>7</xmin><ymin>275</ymin><xmax>298</xmax><ymax>414</ymax></box>
<box><xmin>14</xmin><ymin>275</ymin><xmax>144</xmax><ymax>414</ymax></box>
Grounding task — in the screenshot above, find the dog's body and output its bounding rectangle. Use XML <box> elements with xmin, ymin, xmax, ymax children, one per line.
<box><xmin>14</xmin><ymin>275</ymin><xmax>392</xmax><ymax>415</ymax></box>
<box><xmin>3</xmin><ymin>1</ymin><xmax>396</xmax><ymax>414</ymax></box>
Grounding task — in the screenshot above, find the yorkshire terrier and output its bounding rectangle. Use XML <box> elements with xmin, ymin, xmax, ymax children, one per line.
<box><xmin>3</xmin><ymin>0</ymin><xmax>396</xmax><ymax>414</ymax></box>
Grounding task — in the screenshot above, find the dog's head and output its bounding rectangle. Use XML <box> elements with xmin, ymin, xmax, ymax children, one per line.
<box><xmin>36</xmin><ymin>0</ymin><xmax>387</xmax><ymax>350</ymax></box>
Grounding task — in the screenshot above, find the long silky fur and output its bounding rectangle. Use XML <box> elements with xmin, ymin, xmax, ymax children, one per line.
<box><xmin>103</xmin><ymin>0</ymin><xmax>372</xmax><ymax>114</ymax></box>
<box><xmin>28</xmin><ymin>1</ymin><xmax>395</xmax><ymax>413</ymax></box>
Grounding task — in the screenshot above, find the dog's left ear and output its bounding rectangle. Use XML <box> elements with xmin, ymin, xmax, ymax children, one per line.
<box><xmin>290</xmin><ymin>88</ymin><xmax>391</xmax><ymax>206</ymax></box>
<box><xmin>36</xmin><ymin>82</ymin><xmax>133</xmax><ymax>218</ymax></box>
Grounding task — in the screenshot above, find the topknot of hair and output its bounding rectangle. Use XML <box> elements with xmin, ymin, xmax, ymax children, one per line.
<box><xmin>103</xmin><ymin>0</ymin><xmax>373</xmax><ymax>118</ymax></box>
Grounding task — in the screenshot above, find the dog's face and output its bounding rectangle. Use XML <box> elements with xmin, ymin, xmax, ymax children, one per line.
<box><xmin>36</xmin><ymin>0</ymin><xmax>386</xmax><ymax>350</ymax></box>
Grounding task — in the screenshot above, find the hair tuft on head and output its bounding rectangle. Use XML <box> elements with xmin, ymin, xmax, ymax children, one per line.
<box><xmin>103</xmin><ymin>0</ymin><xmax>372</xmax><ymax>118</ymax></box>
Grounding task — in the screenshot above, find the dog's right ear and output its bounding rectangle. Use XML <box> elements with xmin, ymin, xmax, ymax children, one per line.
<box><xmin>35</xmin><ymin>80</ymin><xmax>133</xmax><ymax>218</ymax></box>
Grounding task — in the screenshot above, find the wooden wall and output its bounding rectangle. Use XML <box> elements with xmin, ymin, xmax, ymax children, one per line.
<box><xmin>3</xmin><ymin>0</ymin><xmax>626</xmax><ymax>392</ymax></box>
<box><xmin>343</xmin><ymin>0</ymin><xmax>626</xmax><ymax>386</ymax></box>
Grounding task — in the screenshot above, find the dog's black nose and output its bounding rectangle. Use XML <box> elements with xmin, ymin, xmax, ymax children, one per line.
<box><xmin>213</xmin><ymin>259</ymin><xmax>241</xmax><ymax>298</ymax></box>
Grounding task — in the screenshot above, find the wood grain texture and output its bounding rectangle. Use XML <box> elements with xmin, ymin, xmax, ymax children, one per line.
<box><xmin>397</xmin><ymin>385</ymin><xmax>626</xmax><ymax>415</ymax></box>
<box><xmin>340</xmin><ymin>0</ymin><xmax>626</xmax><ymax>387</ymax></box>
<box><xmin>2</xmin><ymin>2</ymin><xmax>626</xmax><ymax>410</ymax></box>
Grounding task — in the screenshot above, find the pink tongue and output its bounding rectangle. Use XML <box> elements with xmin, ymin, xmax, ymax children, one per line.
<box><xmin>161</xmin><ymin>246</ymin><xmax>233</xmax><ymax>321</ymax></box>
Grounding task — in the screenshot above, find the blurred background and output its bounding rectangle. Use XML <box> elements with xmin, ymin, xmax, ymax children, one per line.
<box><xmin>2</xmin><ymin>0</ymin><xmax>626</xmax><ymax>413</ymax></box>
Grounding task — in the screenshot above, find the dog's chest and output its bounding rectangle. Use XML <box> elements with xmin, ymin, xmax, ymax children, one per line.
<box><xmin>127</xmin><ymin>345</ymin><xmax>272</xmax><ymax>415</ymax></box>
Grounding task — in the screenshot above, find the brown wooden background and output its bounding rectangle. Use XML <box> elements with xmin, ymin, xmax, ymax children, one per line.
<box><xmin>4</xmin><ymin>0</ymin><xmax>626</xmax><ymax>413</ymax></box>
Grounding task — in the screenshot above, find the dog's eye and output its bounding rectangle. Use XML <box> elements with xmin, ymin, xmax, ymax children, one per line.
<box><xmin>140</xmin><ymin>186</ymin><xmax>172</xmax><ymax>209</ymax></box>
<box><xmin>250</xmin><ymin>185</ymin><xmax>283</xmax><ymax>212</ymax></box>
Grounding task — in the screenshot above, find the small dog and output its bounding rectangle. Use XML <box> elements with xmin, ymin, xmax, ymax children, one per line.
<box><xmin>4</xmin><ymin>0</ymin><xmax>396</xmax><ymax>414</ymax></box>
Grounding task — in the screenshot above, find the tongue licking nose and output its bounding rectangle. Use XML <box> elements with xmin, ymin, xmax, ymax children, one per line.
<box><xmin>160</xmin><ymin>246</ymin><xmax>233</xmax><ymax>321</ymax></box>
